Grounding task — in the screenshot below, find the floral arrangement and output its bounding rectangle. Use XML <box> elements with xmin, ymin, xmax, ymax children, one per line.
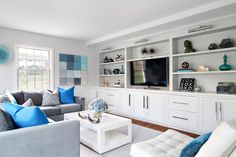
<box><xmin>88</xmin><ymin>98</ymin><xmax>108</xmax><ymax>118</ymax></box>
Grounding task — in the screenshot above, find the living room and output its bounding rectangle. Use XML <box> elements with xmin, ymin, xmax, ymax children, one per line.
<box><xmin>0</xmin><ymin>0</ymin><xmax>236</xmax><ymax>157</ymax></box>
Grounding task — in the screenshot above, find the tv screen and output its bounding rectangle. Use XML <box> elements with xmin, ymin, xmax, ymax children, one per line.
<box><xmin>130</xmin><ymin>58</ymin><xmax>168</xmax><ymax>87</ymax></box>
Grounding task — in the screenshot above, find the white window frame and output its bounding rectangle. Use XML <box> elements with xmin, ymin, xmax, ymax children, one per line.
<box><xmin>14</xmin><ymin>44</ymin><xmax>54</xmax><ymax>91</ymax></box>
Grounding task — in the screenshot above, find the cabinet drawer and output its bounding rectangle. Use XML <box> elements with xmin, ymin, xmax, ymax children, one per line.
<box><xmin>168</xmin><ymin>95</ymin><xmax>196</xmax><ymax>112</ymax></box>
<box><xmin>167</xmin><ymin>110</ymin><xmax>197</xmax><ymax>128</ymax></box>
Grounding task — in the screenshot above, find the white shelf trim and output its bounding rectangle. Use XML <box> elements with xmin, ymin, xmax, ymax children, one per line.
<box><xmin>99</xmin><ymin>74</ymin><xmax>125</xmax><ymax>77</ymax></box>
<box><xmin>127</xmin><ymin>55</ymin><xmax>169</xmax><ymax>62</ymax></box>
<box><xmin>99</xmin><ymin>60</ymin><xmax>125</xmax><ymax>65</ymax></box>
<box><xmin>173</xmin><ymin>47</ymin><xmax>236</xmax><ymax>57</ymax></box>
<box><xmin>172</xmin><ymin>70</ymin><xmax>236</xmax><ymax>75</ymax></box>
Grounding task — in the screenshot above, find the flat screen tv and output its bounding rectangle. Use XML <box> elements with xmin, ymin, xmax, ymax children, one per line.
<box><xmin>130</xmin><ymin>58</ymin><xmax>169</xmax><ymax>87</ymax></box>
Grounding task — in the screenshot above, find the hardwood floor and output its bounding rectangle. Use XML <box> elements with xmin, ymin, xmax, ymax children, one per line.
<box><xmin>132</xmin><ymin>118</ymin><xmax>199</xmax><ymax>138</ymax></box>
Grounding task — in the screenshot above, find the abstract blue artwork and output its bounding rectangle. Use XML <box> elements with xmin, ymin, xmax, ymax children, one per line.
<box><xmin>59</xmin><ymin>53</ymin><xmax>88</xmax><ymax>86</ymax></box>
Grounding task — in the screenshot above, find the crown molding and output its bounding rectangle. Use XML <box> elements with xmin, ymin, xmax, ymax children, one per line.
<box><xmin>87</xmin><ymin>0</ymin><xmax>236</xmax><ymax>45</ymax></box>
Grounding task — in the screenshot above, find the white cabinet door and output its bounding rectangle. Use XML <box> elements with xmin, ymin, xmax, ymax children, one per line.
<box><xmin>132</xmin><ymin>92</ymin><xmax>147</xmax><ymax>119</ymax></box>
<box><xmin>147</xmin><ymin>93</ymin><xmax>166</xmax><ymax>123</ymax></box>
<box><xmin>121</xmin><ymin>92</ymin><xmax>133</xmax><ymax>116</ymax></box>
<box><xmin>220</xmin><ymin>98</ymin><xmax>236</xmax><ymax>122</ymax></box>
<box><xmin>199</xmin><ymin>97</ymin><xmax>219</xmax><ymax>132</ymax></box>
<box><xmin>97</xmin><ymin>90</ymin><xmax>121</xmax><ymax>113</ymax></box>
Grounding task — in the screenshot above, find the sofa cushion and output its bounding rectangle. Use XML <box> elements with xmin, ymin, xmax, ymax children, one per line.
<box><xmin>5</xmin><ymin>91</ymin><xmax>17</xmax><ymax>104</ymax></box>
<box><xmin>24</xmin><ymin>92</ymin><xmax>42</xmax><ymax>106</ymax></box>
<box><xmin>0</xmin><ymin>93</ymin><xmax>10</xmax><ymax>103</ymax></box>
<box><xmin>130</xmin><ymin>129</ymin><xmax>193</xmax><ymax>157</ymax></box>
<box><xmin>22</xmin><ymin>98</ymin><xmax>34</xmax><ymax>107</ymax></box>
<box><xmin>3</xmin><ymin>102</ymin><xmax>48</xmax><ymax>128</ymax></box>
<box><xmin>196</xmin><ymin>120</ymin><xmax>236</xmax><ymax>157</ymax></box>
<box><xmin>58</xmin><ymin>103</ymin><xmax>81</xmax><ymax>114</ymax></box>
<box><xmin>57</xmin><ymin>86</ymin><xmax>75</xmax><ymax>104</ymax></box>
<box><xmin>40</xmin><ymin>106</ymin><xmax>61</xmax><ymax>116</ymax></box>
<box><xmin>0</xmin><ymin>109</ymin><xmax>15</xmax><ymax>132</ymax></box>
<box><xmin>42</xmin><ymin>91</ymin><xmax>60</xmax><ymax>106</ymax></box>
<box><xmin>11</xmin><ymin>91</ymin><xmax>25</xmax><ymax>105</ymax></box>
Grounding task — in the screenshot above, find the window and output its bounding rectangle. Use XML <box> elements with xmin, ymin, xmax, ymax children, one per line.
<box><xmin>17</xmin><ymin>46</ymin><xmax>52</xmax><ymax>90</ymax></box>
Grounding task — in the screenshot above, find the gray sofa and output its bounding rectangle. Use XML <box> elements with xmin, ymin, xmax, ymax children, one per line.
<box><xmin>0</xmin><ymin>120</ymin><xmax>80</xmax><ymax>157</ymax></box>
<box><xmin>11</xmin><ymin>91</ymin><xmax>85</xmax><ymax>121</ymax></box>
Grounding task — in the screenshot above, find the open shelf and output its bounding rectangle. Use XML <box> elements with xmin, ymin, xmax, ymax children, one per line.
<box><xmin>99</xmin><ymin>60</ymin><xmax>125</xmax><ymax>65</ymax></box>
<box><xmin>99</xmin><ymin>74</ymin><xmax>125</xmax><ymax>77</ymax></box>
<box><xmin>172</xmin><ymin>70</ymin><xmax>236</xmax><ymax>75</ymax></box>
<box><xmin>173</xmin><ymin>47</ymin><xmax>236</xmax><ymax>57</ymax></box>
<box><xmin>127</xmin><ymin>55</ymin><xmax>169</xmax><ymax>62</ymax></box>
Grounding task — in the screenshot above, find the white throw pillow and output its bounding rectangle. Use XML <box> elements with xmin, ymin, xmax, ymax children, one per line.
<box><xmin>22</xmin><ymin>98</ymin><xmax>34</xmax><ymax>107</ymax></box>
<box><xmin>196</xmin><ymin>120</ymin><xmax>236</xmax><ymax>157</ymax></box>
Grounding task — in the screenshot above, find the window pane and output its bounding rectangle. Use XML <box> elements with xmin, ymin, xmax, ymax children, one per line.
<box><xmin>18</xmin><ymin>69</ymin><xmax>27</xmax><ymax>90</ymax></box>
<box><xmin>19</xmin><ymin>48</ymin><xmax>27</xmax><ymax>58</ymax></box>
<box><xmin>18</xmin><ymin>46</ymin><xmax>51</xmax><ymax>91</ymax></box>
<box><xmin>42</xmin><ymin>50</ymin><xmax>49</xmax><ymax>58</ymax></box>
<box><xmin>26</xmin><ymin>48</ymin><xmax>34</xmax><ymax>58</ymax></box>
<box><xmin>27</xmin><ymin>70</ymin><xmax>35</xmax><ymax>89</ymax></box>
<box><xmin>19</xmin><ymin>58</ymin><xmax>27</xmax><ymax>69</ymax></box>
<box><xmin>35</xmin><ymin>50</ymin><xmax>42</xmax><ymax>58</ymax></box>
<box><xmin>43</xmin><ymin>70</ymin><xmax>50</xmax><ymax>89</ymax></box>
<box><xmin>35</xmin><ymin>70</ymin><xmax>43</xmax><ymax>90</ymax></box>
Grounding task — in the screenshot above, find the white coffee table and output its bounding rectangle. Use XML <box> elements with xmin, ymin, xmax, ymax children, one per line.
<box><xmin>64</xmin><ymin>111</ymin><xmax>132</xmax><ymax>154</ymax></box>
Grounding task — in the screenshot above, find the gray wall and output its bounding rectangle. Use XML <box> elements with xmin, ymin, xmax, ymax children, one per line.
<box><xmin>0</xmin><ymin>27</ymin><xmax>97</xmax><ymax>102</ymax></box>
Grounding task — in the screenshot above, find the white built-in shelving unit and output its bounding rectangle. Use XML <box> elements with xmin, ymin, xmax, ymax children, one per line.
<box><xmin>98</xmin><ymin>23</ymin><xmax>236</xmax><ymax>93</ymax></box>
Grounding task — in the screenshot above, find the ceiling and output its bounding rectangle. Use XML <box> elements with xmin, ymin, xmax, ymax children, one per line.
<box><xmin>0</xmin><ymin>0</ymin><xmax>235</xmax><ymax>44</ymax></box>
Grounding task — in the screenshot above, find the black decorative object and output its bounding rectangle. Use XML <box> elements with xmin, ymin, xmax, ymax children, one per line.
<box><xmin>208</xmin><ymin>43</ymin><xmax>219</xmax><ymax>50</ymax></box>
<box><xmin>104</xmin><ymin>56</ymin><xmax>109</xmax><ymax>63</ymax></box>
<box><xmin>219</xmin><ymin>38</ymin><xmax>234</xmax><ymax>48</ymax></box>
<box><xmin>141</xmin><ymin>48</ymin><xmax>148</xmax><ymax>55</ymax></box>
<box><xmin>114</xmin><ymin>54</ymin><xmax>123</xmax><ymax>61</ymax></box>
<box><xmin>109</xmin><ymin>58</ymin><xmax>114</xmax><ymax>62</ymax></box>
<box><xmin>113</xmin><ymin>69</ymin><xmax>120</xmax><ymax>75</ymax></box>
<box><xmin>217</xmin><ymin>82</ymin><xmax>236</xmax><ymax>94</ymax></box>
<box><xmin>184</xmin><ymin>40</ymin><xmax>196</xmax><ymax>53</ymax></box>
<box><xmin>150</xmin><ymin>48</ymin><xmax>155</xmax><ymax>54</ymax></box>
<box><xmin>182</xmin><ymin>62</ymin><xmax>189</xmax><ymax>69</ymax></box>
<box><xmin>78</xmin><ymin>112</ymin><xmax>88</xmax><ymax>119</ymax></box>
<box><xmin>179</xmin><ymin>78</ymin><xmax>195</xmax><ymax>91</ymax></box>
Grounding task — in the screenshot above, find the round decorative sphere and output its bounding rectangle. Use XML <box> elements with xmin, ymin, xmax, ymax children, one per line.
<box><xmin>182</xmin><ymin>62</ymin><xmax>189</xmax><ymax>69</ymax></box>
<box><xmin>0</xmin><ymin>47</ymin><xmax>11</xmax><ymax>64</ymax></box>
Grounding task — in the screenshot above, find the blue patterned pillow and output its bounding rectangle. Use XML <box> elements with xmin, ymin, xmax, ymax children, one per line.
<box><xmin>180</xmin><ymin>132</ymin><xmax>212</xmax><ymax>157</ymax></box>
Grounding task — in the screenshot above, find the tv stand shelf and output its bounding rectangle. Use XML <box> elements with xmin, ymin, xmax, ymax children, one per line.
<box><xmin>98</xmin><ymin>19</ymin><xmax>236</xmax><ymax>93</ymax></box>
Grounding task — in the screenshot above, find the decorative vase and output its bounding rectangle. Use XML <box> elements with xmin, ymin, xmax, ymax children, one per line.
<box><xmin>93</xmin><ymin>112</ymin><xmax>103</xmax><ymax>119</ymax></box>
<box><xmin>120</xmin><ymin>65</ymin><xmax>125</xmax><ymax>74</ymax></box>
<box><xmin>219</xmin><ymin>54</ymin><xmax>231</xmax><ymax>71</ymax></box>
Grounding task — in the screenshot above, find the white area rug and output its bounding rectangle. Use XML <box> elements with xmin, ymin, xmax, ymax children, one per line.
<box><xmin>80</xmin><ymin>124</ymin><xmax>161</xmax><ymax>157</ymax></box>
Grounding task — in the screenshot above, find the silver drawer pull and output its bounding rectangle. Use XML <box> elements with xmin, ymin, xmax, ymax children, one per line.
<box><xmin>108</xmin><ymin>104</ymin><xmax>114</xmax><ymax>106</ymax></box>
<box><xmin>172</xmin><ymin>116</ymin><xmax>188</xmax><ymax>121</ymax></box>
<box><xmin>173</xmin><ymin>102</ymin><xmax>189</xmax><ymax>105</ymax></box>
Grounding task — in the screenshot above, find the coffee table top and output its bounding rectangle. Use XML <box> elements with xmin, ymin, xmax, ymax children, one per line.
<box><xmin>79</xmin><ymin>110</ymin><xmax>131</xmax><ymax>131</ymax></box>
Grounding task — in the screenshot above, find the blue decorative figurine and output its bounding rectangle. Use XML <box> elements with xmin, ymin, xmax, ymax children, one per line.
<box><xmin>219</xmin><ymin>54</ymin><xmax>231</xmax><ymax>71</ymax></box>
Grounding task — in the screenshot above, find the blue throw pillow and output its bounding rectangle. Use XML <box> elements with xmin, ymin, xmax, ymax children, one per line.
<box><xmin>57</xmin><ymin>86</ymin><xmax>75</xmax><ymax>104</ymax></box>
<box><xmin>180</xmin><ymin>132</ymin><xmax>212</xmax><ymax>157</ymax></box>
<box><xmin>3</xmin><ymin>102</ymin><xmax>49</xmax><ymax>128</ymax></box>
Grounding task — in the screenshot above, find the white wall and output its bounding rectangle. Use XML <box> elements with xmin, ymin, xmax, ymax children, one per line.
<box><xmin>0</xmin><ymin>27</ymin><xmax>97</xmax><ymax>103</ymax></box>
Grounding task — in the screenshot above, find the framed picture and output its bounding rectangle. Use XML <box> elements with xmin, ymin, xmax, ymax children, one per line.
<box><xmin>179</xmin><ymin>78</ymin><xmax>195</xmax><ymax>91</ymax></box>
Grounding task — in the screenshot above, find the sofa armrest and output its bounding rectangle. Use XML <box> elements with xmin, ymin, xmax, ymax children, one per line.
<box><xmin>74</xmin><ymin>96</ymin><xmax>85</xmax><ymax>110</ymax></box>
<box><xmin>0</xmin><ymin>120</ymin><xmax>80</xmax><ymax>157</ymax></box>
